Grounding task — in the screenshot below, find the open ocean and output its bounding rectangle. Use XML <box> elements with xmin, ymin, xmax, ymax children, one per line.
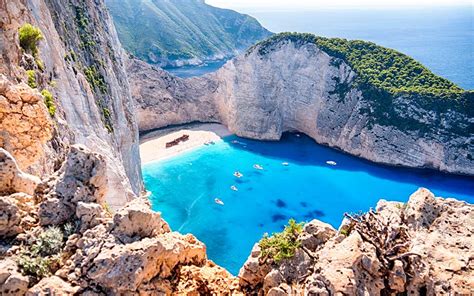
<box><xmin>168</xmin><ymin>7</ymin><xmax>473</xmax><ymax>89</ymax></box>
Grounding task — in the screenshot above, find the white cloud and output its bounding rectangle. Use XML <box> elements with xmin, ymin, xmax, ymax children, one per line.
<box><xmin>206</xmin><ymin>0</ymin><xmax>472</xmax><ymax>10</ymax></box>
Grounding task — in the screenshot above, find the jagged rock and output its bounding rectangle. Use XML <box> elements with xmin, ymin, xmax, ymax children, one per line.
<box><xmin>0</xmin><ymin>148</ymin><xmax>40</xmax><ymax>195</ymax></box>
<box><xmin>238</xmin><ymin>188</ymin><xmax>473</xmax><ymax>295</ymax></box>
<box><xmin>173</xmin><ymin>262</ymin><xmax>241</xmax><ymax>295</ymax></box>
<box><xmin>239</xmin><ymin>244</ymin><xmax>271</xmax><ymax>288</ymax></box>
<box><xmin>112</xmin><ymin>197</ymin><xmax>170</xmax><ymax>242</ymax></box>
<box><xmin>26</xmin><ymin>276</ymin><xmax>79</xmax><ymax>295</ymax></box>
<box><xmin>38</xmin><ymin>145</ymin><xmax>108</xmax><ymax>226</ymax></box>
<box><xmin>76</xmin><ymin>202</ymin><xmax>104</xmax><ymax>231</ymax></box>
<box><xmin>299</xmin><ymin>219</ymin><xmax>336</xmax><ymax>252</ymax></box>
<box><xmin>404</xmin><ymin>188</ymin><xmax>439</xmax><ymax>229</ymax></box>
<box><xmin>86</xmin><ymin>233</ymin><xmax>207</xmax><ymax>292</ymax></box>
<box><xmin>388</xmin><ymin>260</ymin><xmax>406</xmax><ymax>292</ymax></box>
<box><xmin>0</xmin><ymin>193</ymin><xmax>36</xmax><ymax>237</ymax></box>
<box><xmin>0</xmin><ymin>259</ymin><xmax>29</xmax><ymax>295</ymax></box>
<box><xmin>0</xmin><ymin>196</ymin><xmax>23</xmax><ymax>237</ymax></box>
<box><xmin>0</xmin><ymin>75</ymin><xmax>53</xmax><ymax>174</ymax></box>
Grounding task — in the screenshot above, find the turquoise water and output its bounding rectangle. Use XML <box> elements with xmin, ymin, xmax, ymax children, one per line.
<box><xmin>166</xmin><ymin>7</ymin><xmax>473</xmax><ymax>89</ymax></box>
<box><xmin>143</xmin><ymin>133</ymin><xmax>474</xmax><ymax>275</ymax></box>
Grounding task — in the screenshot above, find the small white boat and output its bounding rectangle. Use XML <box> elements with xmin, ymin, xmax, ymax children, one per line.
<box><xmin>233</xmin><ymin>171</ymin><xmax>243</xmax><ymax>178</ymax></box>
<box><xmin>326</xmin><ymin>160</ymin><xmax>337</xmax><ymax>166</ymax></box>
<box><xmin>296</xmin><ymin>134</ymin><xmax>301</xmax><ymax>137</ymax></box>
<box><xmin>281</xmin><ymin>162</ymin><xmax>289</xmax><ymax>166</ymax></box>
<box><xmin>215</xmin><ymin>198</ymin><xmax>224</xmax><ymax>205</ymax></box>
<box><xmin>230</xmin><ymin>185</ymin><xmax>238</xmax><ymax>191</ymax></box>
<box><xmin>253</xmin><ymin>164</ymin><xmax>264</xmax><ymax>170</ymax></box>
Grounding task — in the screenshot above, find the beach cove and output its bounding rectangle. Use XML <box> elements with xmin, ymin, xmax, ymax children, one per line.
<box><xmin>140</xmin><ymin>126</ymin><xmax>474</xmax><ymax>274</ymax></box>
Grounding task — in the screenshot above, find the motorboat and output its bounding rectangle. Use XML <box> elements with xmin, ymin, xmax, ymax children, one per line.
<box><xmin>233</xmin><ymin>171</ymin><xmax>243</xmax><ymax>178</ymax></box>
<box><xmin>215</xmin><ymin>198</ymin><xmax>224</xmax><ymax>205</ymax></box>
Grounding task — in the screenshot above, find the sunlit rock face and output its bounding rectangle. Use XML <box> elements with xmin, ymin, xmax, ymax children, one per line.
<box><xmin>0</xmin><ymin>0</ymin><xmax>143</xmax><ymax>207</ymax></box>
<box><xmin>238</xmin><ymin>188</ymin><xmax>474</xmax><ymax>295</ymax></box>
<box><xmin>130</xmin><ymin>39</ymin><xmax>473</xmax><ymax>175</ymax></box>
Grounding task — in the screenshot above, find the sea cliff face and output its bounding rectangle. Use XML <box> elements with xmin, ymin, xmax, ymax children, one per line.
<box><xmin>1</xmin><ymin>0</ymin><xmax>142</xmax><ymax>206</ymax></box>
<box><xmin>130</xmin><ymin>37</ymin><xmax>474</xmax><ymax>175</ymax></box>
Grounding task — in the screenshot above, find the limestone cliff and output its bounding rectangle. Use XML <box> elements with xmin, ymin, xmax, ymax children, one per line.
<box><xmin>1</xmin><ymin>0</ymin><xmax>143</xmax><ymax>207</ymax></box>
<box><xmin>130</xmin><ymin>34</ymin><xmax>474</xmax><ymax>176</ymax></box>
<box><xmin>127</xmin><ymin>58</ymin><xmax>219</xmax><ymax>131</ymax></box>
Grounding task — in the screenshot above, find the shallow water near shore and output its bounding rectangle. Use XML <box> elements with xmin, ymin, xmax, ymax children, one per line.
<box><xmin>142</xmin><ymin>133</ymin><xmax>474</xmax><ymax>275</ymax></box>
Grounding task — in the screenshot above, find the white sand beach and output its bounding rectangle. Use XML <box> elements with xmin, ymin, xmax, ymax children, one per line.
<box><xmin>139</xmin><ymin>123</ymin><xmax>232</xmax><ymax>164</ymax></box>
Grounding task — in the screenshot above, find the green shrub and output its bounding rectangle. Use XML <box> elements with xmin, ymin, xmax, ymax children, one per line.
<box><xmin>102</xmin><ymin>202</ymin><xmax>113</xmax><ymax>217</ymax></box>
<box><xmin>26</xmin><ymin>70</ymin><xmax>37</xmax><ymax>88</ymax></box>
<box><xmin>84</xmin><ymin>66</ymin><xmax>107</xmax><ymax>93</ymax></box>
<box><xmin>19</xmin><ymin>23</ymin><xmax>43</xmax><ymax>56</ymax></box>
<box><xmin>17</xmin><ymin>252</ymin><xmax>51</xmax><ymax>278</ymax></box>
<box><xmin>41</xmin><ymin>89</ymin><xmax>56</xmax><ymax>117</ymax></box>
<box><xmin>35</xmin><ymin>58</ymin><xmax>45</xmax><ymax>72</ymax></box>
<box><xmin>17</xmin><ymin>226</ymin><xmax>64</xmax><ymax>278</ymax></box>
<box><xmin>259</xmin><ymin>219</ymin><xmax>304</xmax><ymax>263</ymax></box>
<box><xmin>102</xmin><ymin>107</ymin><xmax>111</xmax><ymax>119</ymax></box>
<box><xmin>31</xmin><ymin>226</ymin><xmax>63</xmax><ymax>256</ymax></box>
<box><xmin>62</xmin><ymin>222</ymin><xmax>77</xmax><ymax>238</ymax></box>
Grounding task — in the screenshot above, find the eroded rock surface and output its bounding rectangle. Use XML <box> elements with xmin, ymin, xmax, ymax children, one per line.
<box><xmin>0</xmin><ymin>75</ymin><xmax>53</xmax><ymax>173</ymax></box>
<box><xmin>239</xmin><ymin>188</ymin><xmax>474</xmax><ymax>295</ymax></box>
<box><xmin>1</xmin><ymin>0</ymin><xmax>143</xmax><ymax>206</ymax></box>
<box><xmin>0</xmin><ymin>147</ymin><xmax>238</xmax><ymax>295</ymax></box>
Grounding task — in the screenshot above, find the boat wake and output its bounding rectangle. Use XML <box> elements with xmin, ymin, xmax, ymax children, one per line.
<box><xmin>178</xmin><ymin>193</ymin><xmax>205</xmax><ymax>232</ymax></box>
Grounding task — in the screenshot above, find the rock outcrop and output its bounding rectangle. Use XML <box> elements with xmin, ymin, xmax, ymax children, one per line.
<box><xmin>0</xmin><ymin>145</ymin><xmax>239</xmax><ymax>295</ymax></box>
<box><xmin>127</xmin><ymin>58</ymin><xmax>219</xmax><ymax>132</ymax></box>
<box><xmin>130</xmin><ymin>36</ymin><xmax>474</xmax><ymax>176</ymax></box>
<box><xmin>238</xmin><ymin>188</ymin><xmax>474</xmax><ymax>295</ymax></box>
<box><xmin>0</xmin><ymin>76</ymin><xmax>53</xmax><ymax>174</ymax></box>
<box><xmin>1</xmin><ymin>145</ymin><xmax>471</xmax><ymax>295</ymax></box>
<box><xmin>1</xmin><ymin>0</ymin><xmax>143</xmax><ymax>207</ymax></box>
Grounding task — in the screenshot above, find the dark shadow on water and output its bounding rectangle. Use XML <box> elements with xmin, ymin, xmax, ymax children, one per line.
<box><xmin>222</xmin><ymin>133</ymin><xmax>474</xmax><ymax>199</ymax></box>
<box><xmin>275</xmin><ymin>199</ymin><xmax>287</xmax><ymax>208</ymax></box>
<box><xmin>272</xmin><ymin>214</ymin><xmax>288</xmax><ymax>222</ymax></box>
<box><xmin>304</xmin><ymin>209</ymin><xmax>325</xmax><ymax>219</ymax></box>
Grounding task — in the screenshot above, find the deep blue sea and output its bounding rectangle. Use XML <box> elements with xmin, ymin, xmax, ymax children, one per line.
<box><xmin>167</xmin><ymin>7</ymin><xmax>473</xmax><ymax>90</ymax></box>
<box><xmin>143</xmin><ymin>134</ymin><xmax>474</xmax><ymax>275</ymax></box>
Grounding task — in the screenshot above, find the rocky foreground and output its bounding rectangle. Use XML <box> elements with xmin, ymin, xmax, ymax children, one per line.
<box><xmin>1</xmin><ymin>146</ymin><xmax>472</xmax><ymax>295</ymax></box>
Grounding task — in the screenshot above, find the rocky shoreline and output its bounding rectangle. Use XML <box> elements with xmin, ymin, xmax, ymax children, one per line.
<box><xmin>1</xmin><ymin>146</ymin><xmax>472</xmax><ymax>294</ymax></box>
